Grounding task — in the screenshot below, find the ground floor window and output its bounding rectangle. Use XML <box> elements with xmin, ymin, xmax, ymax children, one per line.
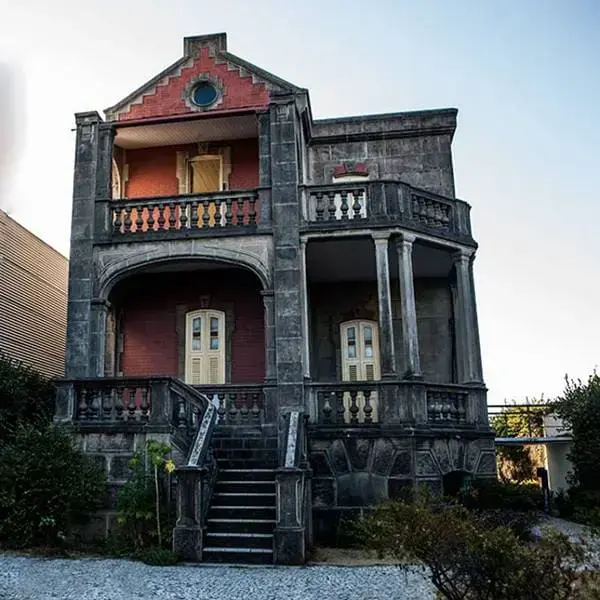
<box><xmin>185</xmin><ymin>309</ymin><xmax>225</xmax><ymax>384</ymax></box>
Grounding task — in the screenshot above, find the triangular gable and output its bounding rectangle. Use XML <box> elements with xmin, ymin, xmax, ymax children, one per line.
<box><xmin>105</xmin><ymin>33</ymin><xmax>300</xmax><ymax>122</ymax></box>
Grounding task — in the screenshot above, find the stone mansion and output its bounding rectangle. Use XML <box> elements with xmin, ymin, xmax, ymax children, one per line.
<box><xmin>55</xmin><ymin>32</ymin><xmax>494</xmax><ymax>565</ymax></box>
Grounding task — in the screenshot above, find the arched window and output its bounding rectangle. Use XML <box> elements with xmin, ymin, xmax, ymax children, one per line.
<box><xmin>185</xmin><ymin>310</ymin><xmax>225</xmax><ymax>384</ymax></box>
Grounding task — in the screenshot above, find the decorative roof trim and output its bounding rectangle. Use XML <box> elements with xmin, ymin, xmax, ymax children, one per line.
<box><xmin>104</xmin><ymin>33</ymin><xmax>301</xmax><ymax>121</ymax></box>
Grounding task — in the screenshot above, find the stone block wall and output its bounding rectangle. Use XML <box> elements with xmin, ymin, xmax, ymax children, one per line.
<box><xmin>308</xmin><ymin>431</ymin><xmax>496</xmax><ymax>544</ymax></box>
<box><xmin>74</xmin><ymin>430</ymin><xmax>175</xmax><ymax>542</ymax></box>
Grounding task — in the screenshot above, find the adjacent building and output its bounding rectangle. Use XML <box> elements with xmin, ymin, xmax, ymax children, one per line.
<box><xmin>0</xmin><ymin>209</ymin><xmax>68</xmax><ymax>378</ymax></box>
<box><xmin>56</xmin><ymin>33</ymin><xmax>494</xmax><ymax>564</ymax></box>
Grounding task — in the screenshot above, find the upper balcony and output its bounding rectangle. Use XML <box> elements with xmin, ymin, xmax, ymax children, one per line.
<box><xmin>301</xmin><ymin>179</ymin><xmax>473</xmax><ymax>244</ymax></box>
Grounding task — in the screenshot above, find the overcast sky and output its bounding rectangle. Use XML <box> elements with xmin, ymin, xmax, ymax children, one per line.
<box><xmin>0</xmin><ymin>0</ymin><xmax>598</xmax><ymax>404</ymax></box>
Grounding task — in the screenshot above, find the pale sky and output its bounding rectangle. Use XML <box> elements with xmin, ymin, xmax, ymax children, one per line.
<box><xmin>0</xmin><ymin>0</ymin><xmax>598</xmax><ymax>404</ymax></box>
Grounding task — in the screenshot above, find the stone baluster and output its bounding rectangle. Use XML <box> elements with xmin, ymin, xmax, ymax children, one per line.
<box><xmin>352</xmin><ymin>189</ymin><xmax>362</xmax><ymax>218</ymax></box>
<box><xmin>335</xmin><ymin>391</ymin><xmax>345</xmax><ymax>424</ymax></box>
<box><xmin>139</xmin><ymin>387</ymin><xmax>150</xmax><ymax>420</ymax></box>
<box><xmin>191</xmin><ymin>201</ymin><xmax>199</xmax><ymax>228</ymax></box>
<box><xmin>321</xmin><ymin>392</ymin><xmax>333</xmax><ymax>424</ymax></box>
<box><xmin>147</xmin><ymin>203</ymin><xmax>155</xmax><ymax>231</ymax></box>
<box><xmin>228</xmin><ymin>393</ymin><xmax>238</xmax><ymax>423</ymax></box>
<box><xmin>315</xmin><ymin>192</ymin><xmax>324</xmax><ymax>221</ymax></box>
<box><xmin>224</xmin><ymin>199</ymin><xmax>233</xmax><ymax>226</ymax></box>
<box><xmin>135</xmin><ymin>205</ymin><xmax>143</xmax><ymax>232</ymax></box>
<box><xmin>217</xmin><ymin>393</ymin><xmax>227</xmax><ymax>423</ymax></box>
<box><xmin>339</xmin><ymin>191</ymin><xmax>349</xmax><ymax>220</ymax></box>
<box><xmin>251</xmin><ymin>393</ymin><xmax>261</xmax><ymax>422</ymax></box>
<box><xmin>113</xmin><ymin>206</ymin><xmax>122</xmax><ymax>234</ymax></box>
<box><xmin>236</xmin><ymin>198</ymin><xmax>244</xmax><ymax>226</ymax></box>
<box><xmin>78</xmin><ymin>388</ymin><xmax>89</xmax><ymax>420</ymax></box>
<box><xmin>114</xmin><ymin>385</ymin><xmax>124</xmax><ymax>420</ymax></box>
<box><xmin>248</xmin><ymin>197</ymin><xmax>257</xmax><ymax>224</ymax></box>
<box><xmin>157</xmin><ymin>203</ymin><xmax>166</xmax><ymax>230</ymax></box>
<box><xmin>168</xmin><ymin>202</ymin><xmax>176</xmax><ymax>229</ymax></box>
<box><xmin>348</xmin><ymin>390</ymin><xmax>359</xmax><ymax>424</ymax></box>
<box><xmin>179</xmin><ymin>201</ymin><xmax>188</xmax><ymax>229</ymax></box>
<box><xmin>215</xmin><ymin>199</ymin><xmax>224</xmax><ymax>227</ymax></box>
<box><xmin>123</xmin><ymin>207</ymin><xmax>132</xmax><ymax>233</ymax></box>
<box><xmin>126</xmin><ymin>388</ymin><xmax>136</xmax><ymax>419</ymax></box>
<box><xmin>363</xmin><ymin>389</ymin><xmax>373</xmax><ymax>424</ymax></box>
<box><xmin>327</xmin><ymin>191</ymin><xmax>337</xmax><ymax>220</ymax></box>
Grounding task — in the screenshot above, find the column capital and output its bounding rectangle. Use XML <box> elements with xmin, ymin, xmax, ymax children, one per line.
<box><xmin>260</xmin><ymin>289</ymin><xmax>275</xmax><ymax>298</ymax></box>
<box><xmin>372</xmin><ymin>231</ymin><xmax>390</xmax><ymax>243</ymax></box>
<box><xmin>452</xmin><ymin>247</ymin><xmax>475</xmax><ymax>264</ymax></box>
<box><xmin>91</xmin><ymin>298</ymin><xmax>111</xmax><ymax>310</ymax></box>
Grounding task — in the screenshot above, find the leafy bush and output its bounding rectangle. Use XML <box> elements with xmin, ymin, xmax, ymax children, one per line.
<box><xmin>133</xmin><ymin>546</ymin><xmax>179</xmax><ymax>566</ymax></box>
<box><xmin>116</xmin><ymin>440</ymin><xmax>175</xmax><ymax>551</ymax></box>
<box><xmin>0</xmin><ymin>424</ymin><xmax>107</xmax><ymax>548</ymax></box>
<box><xmin>356</xmin><ymin>494</ymin><xmax>586</xmax><ymax>600</ymax></box>
<box><xmin>462</xmin><ymin>479</ymin><xmax>544</xmax><ymax>512</ymax></box>
<box><xmin>0</xmin><ymin>351</ymin><xmax>54</xmax><ymax>437</ymax></box>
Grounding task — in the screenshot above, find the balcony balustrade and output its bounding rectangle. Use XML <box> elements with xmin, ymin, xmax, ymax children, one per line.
<box><xmin>303</xmin><ymin>180</ymin><xmax>472</xmax><ymax>240</ymax></box>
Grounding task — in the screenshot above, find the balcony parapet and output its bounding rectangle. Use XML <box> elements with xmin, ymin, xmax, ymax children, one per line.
<box><xmin>301</xmin><ymin>180</ymin><xmax>473</xmax><ymax>243</ymax></box>
<box><xmin>307</xmin><ymin>380</ymin><xmax>487</xmax><ymax>429</ymax></box>
<box><xmin>96</xmin><ymin>188</ymin><xmax>269</xmax><ymax>243</ymax></box>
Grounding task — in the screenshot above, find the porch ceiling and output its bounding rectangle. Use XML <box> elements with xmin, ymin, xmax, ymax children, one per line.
<box><xmin>306</xmin><ymin>238</ymin><xmax>454</xmax><ymax>282</ymax></box>
<box><xmin>114</xmin><ymin>114</ymin><xmax>258</xmax><ymax>149</ymax></box>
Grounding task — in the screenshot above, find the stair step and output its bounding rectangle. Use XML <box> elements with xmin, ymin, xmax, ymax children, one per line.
<box><xmin>213</xmin><ymin>492</ymin><xmax>275</xmax><ymax>506</ymax></box>
<box><xmin>209</xmin><ymin>506</ymin><xmax>276</xmax><ymax>520</ymax></box>
<box><xmin>215</xmin><ymin>481</ymin><xmax>275</xmax><ymax>494</ymax></box>
<box><xmin>216</xmin><ymin>460</ymin><xmax>278</xmax><ymax>470</ymax></box>
<box><xmin>205</xmin><ymin>532</ymin><xmax>273</xmax><ymax>549</ymax></box>
<box><xmin>202</xmin><ymin>546</ymin><xmax>273</xmax><ymax>565</ymax></box>
<box><xmin>218</xmin><ymin>469</ymin><xmax>276</xmax><ymax>482</ymax></box>
<box><xmin>207</xmin><ymin>518</ymin><xmax>275</xmax><ymax>534</ymax></box>
<box><xmin>212</xmin><ymin>437</ymin><xmax>278</xmax><ymax>450</ymax></box>
<box><xmin>213</xmin><ymin>449</ymin><xmax>278</xmax><ymax>461</ymax></box>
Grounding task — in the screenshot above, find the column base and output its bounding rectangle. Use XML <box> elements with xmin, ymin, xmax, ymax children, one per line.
<box><xmin>274</xmin><ymin>526</ymin><xmax>306</xmax><ymax>565</ymax></box>
<box><xmin>173</xmin><ymin>526</ymin><xmax>203</xmax><ymax>562</ymax></box>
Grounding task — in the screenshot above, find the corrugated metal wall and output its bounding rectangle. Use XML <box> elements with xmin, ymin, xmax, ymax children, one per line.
<box><xmin>0</xmin><ymin>210</ymin><xmax>68</xmax><ymax>378</ymax></box>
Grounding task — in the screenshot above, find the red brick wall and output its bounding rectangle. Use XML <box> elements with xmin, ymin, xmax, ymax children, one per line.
<box><xmin>117</xmin><ymin>270</ymin><xmax>265</xmax><ymax>382</ymax></box>
<box><xmin>118</xmin><ymin>47</ymin><xmax>270</xmax><ymax>121</ymax></box>
<box><xmin>124</xmin><ymin>139</ymin><xmax>259</xmax><ymax>199</ymax></box>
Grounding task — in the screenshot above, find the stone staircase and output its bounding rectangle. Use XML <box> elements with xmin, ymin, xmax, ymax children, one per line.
<box><xmin>202</xmin><ymin>427</ymin><xmax>278</xmax><ymax>564</ymax></box>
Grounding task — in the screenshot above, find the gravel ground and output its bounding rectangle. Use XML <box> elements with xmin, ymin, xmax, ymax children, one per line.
<box><xmin>0</xmin><ymin>555</ymin><xmax>434</xmax><ymax>600</ymax></box>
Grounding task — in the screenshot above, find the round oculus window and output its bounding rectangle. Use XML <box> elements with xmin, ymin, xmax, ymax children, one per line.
<box><xmin>192</xmin><ymin>81</ymin><xmax>218</xmax><ymax>107</ymax></box>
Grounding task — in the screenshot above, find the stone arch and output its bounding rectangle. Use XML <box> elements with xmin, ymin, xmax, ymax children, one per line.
<box><xmin>95</xmin><ymin>239</ymin><xmax>271</xmax><ymax>300</ymax></box>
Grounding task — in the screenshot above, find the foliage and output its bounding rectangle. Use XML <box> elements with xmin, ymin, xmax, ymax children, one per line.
<box><xmin>491</xmin><ymin>400</ymin><xmax>548</xmax><ymax>482</ymax></box>
<box><xmin>0</xmin><ymin>351</ymin><xmax>55</xmax><ymax>437</ymax></box>
<box><xmin>552</xmin><ymin>372</ymin><xmax>600</xmax><ymax>494</ymax></box>
<box><xmin>133</xmin><ymin>546</ymin><xmax>180</xmax><ymax>566</ymax></box>
<box><xmin>356</xmin><ymin>493</ymin><xmax>586</xmax><ymax>600</ymax></box>
<box><xmin>0</xmin><ymin>424</ymin><xmax>106</xmax><ymax>548</ymax></box>
<box><xmin>462</xmin><ymin>479</ymin><xmax>544</xmax><ymax>513</ymax></box>
<box><xmin>116</xmin><ymin>440</ymin><xmax>175</xmax><ymax>551</ymax></box>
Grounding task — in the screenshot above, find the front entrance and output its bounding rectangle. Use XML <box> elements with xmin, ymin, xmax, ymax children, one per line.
<box><xmin>340</xmin><ymin>320</ymin><xmax>380</xmax><ymax>422</ymax></box>
<box><xmin>185</xmin><ymin>309</ymin><xmax>226</xmax><ymax>384</ymax></box>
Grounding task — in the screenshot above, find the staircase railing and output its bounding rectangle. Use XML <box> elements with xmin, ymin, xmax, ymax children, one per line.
<box><xmin>274</xmin><ymin>410</ymin><xmax>312</xmax><ymax>564</ymax></box>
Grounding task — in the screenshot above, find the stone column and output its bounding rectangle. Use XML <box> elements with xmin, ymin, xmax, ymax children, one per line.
<box><xmin>88</xmin><ymin>299</ymin><xmax>109</xmax><ymax>377</ymax></box>
<box><xmin>300</xmin><ymin>239</ymin><xmax>311</xmax><ymax>379</ymax></box>
<box><xmin>395</xmin><ymin>234</ymin><xmax>422</xmax><ymax>379</ymax></box>
<box><xmin>257</xmin><ymin>110</ymin><xmax>272</xmax><ymax>229</ymax></box>
<box><xmin>262</xmin><ymin>290</ymin><xmax>276</xmax><ymax>383</ymax></box>
<box><xmin>65</xmin><ymin>112</ymin><xmax>103</xmax><ymax>378</ymax></box>
<box><xmin>453</xmin><ymin>248</ymin><xmax>483</xmax><ymax>383</ymax></box>
<box><xmin>372</xmin><ymin>232</ymin><xmax>396</xmax><ymax>377</ymax></box>
<box><xmin>270</xmin><ymin>98</ymin><xmax>304</xmax><ymax>411</ymax></box>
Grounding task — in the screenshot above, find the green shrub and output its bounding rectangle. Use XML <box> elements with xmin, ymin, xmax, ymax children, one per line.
<box><xmin>0</xmin><ymin>424</ymin><xmax>107</xmax><ymax>548</ymax></box>
<box><xmin>356</xmin><ymin>494</ymin><xmax>585</xmax><ymax>600</ymax></box>
<box><xmin>116</xmin><ymin>440</ymin><xmax>175</xmax><ymax>551</ymax></box>
<box><xmin>133</xmin><ymin>546</ymin><xmax>179</xmax><ymax>566</ymax></box>
<box><xmin>463</xmin><ymin>479</ymin><xmax>543</xmax><ymax>512</ymax></box>
<box><xmin>0</xmin><ymin>351</ymin><xmax>54</xmax><ymax>437</ymax></box>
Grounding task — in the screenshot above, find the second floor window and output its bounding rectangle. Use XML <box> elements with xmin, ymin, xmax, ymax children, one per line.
<box><xmin>188</xmin><ymin>154</ymin><xmax>223</xmax><ymax>194</ymax></box>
